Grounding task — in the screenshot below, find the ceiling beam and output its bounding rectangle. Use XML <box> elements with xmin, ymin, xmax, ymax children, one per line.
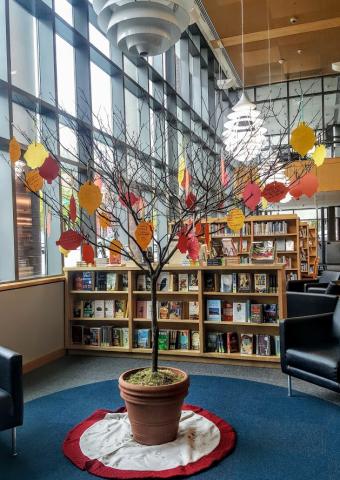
<box><xmin>211</xmin><ymin>17</ymin><xmax>340</xmax><ymax>48</ymax></box>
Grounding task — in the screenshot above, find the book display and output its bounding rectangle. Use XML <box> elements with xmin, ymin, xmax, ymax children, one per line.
<box><xmin>299</xmin><ymin>222</ymin><xmax>310</xmax><ymax>278</ymax></box>
<box><xmin>65</xmin><ymin>263</ymin><xmax>286</xmax><ymax>365</ymax></box>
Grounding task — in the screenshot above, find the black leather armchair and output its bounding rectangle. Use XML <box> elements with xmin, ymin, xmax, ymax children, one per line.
<box><xmin>280</xmin><ymin>297</ymin><xmax>340</xmax><ymax>395</ymax></box>
<box><xmin>0</xmin><ymin>347</ymin><xmax>23</xmax><ymax>455</ymax></box>
<box><xmin>286</xmin><ymin>270</ymin><xmax>340</xmax><ymax>293</ymax></box>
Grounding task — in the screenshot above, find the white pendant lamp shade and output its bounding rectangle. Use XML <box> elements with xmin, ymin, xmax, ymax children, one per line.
<box><xmin>222</xmin><ymin>92</ymin><xmax>267</xmax><ymax>163</ymax></box>
<box><xmin>93</xmin><ymin>0</ymin><xmax>194</xmax><ymax>57</ymax></box>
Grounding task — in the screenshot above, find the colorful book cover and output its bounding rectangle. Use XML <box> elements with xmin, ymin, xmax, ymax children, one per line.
<box><xmin>188</xmin><ymin>272</ymin><xmax>199</xmax><ymax>291</ymax></box>
<box><xmin>95</xmin><ymin>272</ymin><xmax>107</xmax><ymax>291</ymax></box>
<box><xmin>112</xmin><ymin>328</ymin><xmax>122</xmax><ymax>347</ymax></box>
<box><xmin>227</xmin><ymin>332</ymin><xmax>239</xmax><ymax>353</ymax></box>
<box><xmin>256</xmin><ymin>334</ymin><xmax>271</xmax><ymax>356</ymax></box>
<box><xmin>90</xmin><ymin>327</ymin><xmax>101</xmax><ymax>346</ymax></box>
<box><xmin>191</xmin><ymin>331</ymin><xmax>200</xmax><ymax>350</ymax></box>
<box><xmin>122</xmin><ymin>328</ymin><xmax>129</xmax><ymax>348</ymax></box>
<box><xmin>137</xmin><ymin>329</ymin><xmax>151</xmax><ymax>348</ymax></box>
<box><xmin>220</xmin><ymin>274</ymin><xmax>233</xmax><ymax>293</ymax></box>
<box><xmin>189</xmin><ymin>301</ymin><xmax>199</xmax><ymax>320</ymax></box>
<box><xmin>114</xmin><ymin>299</ymin><xmax>127</xmax><ymax>319</ymax></box>
<box><xmin>178</xmin><ymin>274</ymin><xmax>189</xmax><ymax>291</ymax></box>
<box><xmin>158</xmin><ymin>330</ymin><xmax>170</xmax><ymax>350</ymax></box>
<box><xmin>254</xmin><ymin>273</ymin><xmax>268</xmax><ymax>293</ymax></box>
<box><xmin>232</xmin><ymin>302</ymin><xmax>247</xmax><ymax>322</ymax></box>
<box><xmin>82</xmin><ymin>300</ymin><xmax>94</xmax><ymax>318</ymax></box>
<box><xmin>136</xmin><ymin>300</ymin><xmax>147</xmax><ymax>318</ymax></box>
<box><xmin>169</xmin><ymin>330</ymin><xmax>178</xmax><ymax>349</ymax></box>
<box><xmin>178</xmin><ymin>330</ymin><xmax>189</xmax><ymax>350</ymax></box>
<box><xmin>250</xmin><ymin>304</ymin><xmax>263</xmax><ymax>323</ymax></box>
<box><xmin>221</xmin><ymin>301</ymin><xmax>233</xmax><ymax>322</ymax></box>
<box><xmin>206</xmin><ymin>299</ymin><xmax>221</xmax><ymax>321</ymax></box>
<box><xmin>82</xmin><ymin>272</ymin><xmax>93</xmax><ymax>290</ymax></box>
<box><xmin>106</xmin><ymin>273</ymin><xmax>117</xmax><ymax>291</ymax></box>
<box><xmin>157</xmin><ymin>272</ymin><xmax>169</xmax><ymax>292</ymax></box>
<box><xmin>73</xmin><ymin>273</ymin><xmax>83</xmax><ymax>291</ymax></box>
<box><xmin>240</xmin><ymin>333</ymin><xmax>253</xmax><ymax>355</ymax></box>
<box><xmin>263</xmin><ymin>304</ymin><xmax>278</xmax><ymax>323</ymax></box>
<box><xmin>104</xmin><ymin>299</ymin><xmax>115</xmax><ymax>318</ymax></box>
<box><xmin>101</xmin><ymin>326</ymin><xmax>112</xmax><ymax>347</ymax></box>
<box><xmin>94</xmin><ymin>299</ymin><xmax>105</xmax><ymax>318</ymax></box>
<box><xmin>238</xmin><ymin>273</ymin><xmax>251</xmax><ymax>293</ymax></box>
<box><xmin>158</xmin><ymin>301</ymin><xmax>169</xmax><ymax>319</ymax></box>
<box><xmin>169</xmin><ymin>301</ymin><xmax>182</xmax><ymax>320</ymax></box>
<box><xmin>206</xmin><ymin>332</ymin><xmax>218</xmax><ymax>352</ymax></box>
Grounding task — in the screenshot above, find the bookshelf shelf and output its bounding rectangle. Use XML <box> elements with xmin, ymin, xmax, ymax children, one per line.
<box><xmin>70</xmin><ymin>317</ymin><xmax>129</xmax><ymax>322</ymax></box>
<box><xmin>133</xmin><ymin>291</ymin><xmax>199</xmax><ymax>295</ymax></box>
<box><xmin>204</xmin><ymin>292</ymin><xmax>279</xmax><ymax>297</ymax></box>
<box><xmin>204</xmin><ymin>352</ymin><xmax>280</xmax><ymax>362</ymax></box>
<box><xmin>70</xmin><ymin>290</ymin><xmax>128</xmax><ymax>295</ymax></box>
<box><xmin>133</xmin><ymin>318</ymin><xmax>199</xmax><ymax>324</ymax></box>
<box><xmin>67</xmin><ymin>345</ymin><xmax>129</xmax><ymax>352</ymax></box>
<box><xmin>132</xmin><ymin>348</ymin><xmax>201</xmax><ymax>356</ymax></box>
<box><xmin>204</xmin><ymin>321</ymin><xmax>279</xmax><ymax>328</ymax></box>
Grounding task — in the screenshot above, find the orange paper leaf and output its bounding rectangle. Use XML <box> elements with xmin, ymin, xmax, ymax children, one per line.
<box><xmin>9</xmin><ymin>137</ymin><xmax>21</xmax><ymax>163</ymax></box>
<box><xmin>300</xmin><ymin>173</ymin><xmax>319</xmax><ymax>198</ymax></box>
<box><xmin>135</xmin><ymin>221</ymin><xmax>153</xmax><ymax>251</ymax></box>
<box><xmin>78</xmin><ymin>181</ymin><xmax>102</xmax><ymax>216</ymax></box>
<box><xmin>109</xmin><ymin>239</ymin><xmax>122</xmax><ymax>265</ymax></box>
<box><xmin>25</xmin><ymin>169</ymin><xmax>44</xmax><ymax>192</ymax></box>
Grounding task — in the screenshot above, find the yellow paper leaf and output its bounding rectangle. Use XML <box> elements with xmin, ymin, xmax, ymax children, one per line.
<box><xmin>9</xmin><ymin>137</ymin><xmax>21</xmax><ymax>163</ymax></box>
<box><xmin>261</xmin><ymin>197</ymin><xmax>268</xmax><ymax>210</ymax></box>
<box><xmin>78</xmin><ymin>181</ymin><xmax>102</xmax><ymax>216</ymax></box>
<box><xmin>25</xmin><ymin>169</ymin><xmax>44</xmax><ymax>192</ymax></box>
<box><xmin>226</xmin><ymin>208</ymin><xmax>245</xmax><ymax>232</ymax></box>
<box><xmin>290</xmin><ymin>122</ymin><xmax>316</xmax><ymax>156</ymax></box>
<box><xmin>24</xmin><ymin>142</ymin><xmax>49</xmax><ymax>169</ymax></box>
<box><xmin>312</xmin><ymin>144</ymin><xmax>326</xmax><ymax>167</ymax></box>
<box><xmin>58</xmin><ymin>246</ymin><xmax>69</xmax><ymax>257</ymax></box>
<box><xmin>178</xmin><ymin>155</ymin><xmax>185</xmax><ymax>187</ymax></box>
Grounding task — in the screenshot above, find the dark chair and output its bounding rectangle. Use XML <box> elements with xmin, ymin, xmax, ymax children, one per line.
<box><xmin>280</xmin><ymin>296</ymin><xmax>340</xmax><ymax>395</ymax></box>
<box><xmin>286</xmin><ymin>270</ymin><xmax>340</xmax><ymax>293</ymax></box>
<box><xmin>287</xmin><ymin>292</ymin><xmax>339</xmax><ymax>318</ymax></box>
<box><xmin>0</xmin><ymin>347</ymin><xmax>23</xmax><ymax>455</ymax></box>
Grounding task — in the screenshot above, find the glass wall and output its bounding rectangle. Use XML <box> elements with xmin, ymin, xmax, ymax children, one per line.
<box><xmin>0</xmin><ymin>0</ymin><xmax>226</xmax><ymax>282</ymax></box>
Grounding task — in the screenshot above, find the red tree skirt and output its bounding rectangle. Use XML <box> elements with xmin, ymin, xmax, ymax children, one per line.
<box><xmin>63</xmin><ymin>404</ymin><xmax>236</xmax><ymax>479</ymax></box>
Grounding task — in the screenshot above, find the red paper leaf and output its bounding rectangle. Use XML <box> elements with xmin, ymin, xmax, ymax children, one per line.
<box><xmin>56</xmin><ymin>230</ymin><xmax>83</xmax><ymax>251</ymax></box>
<box><xmin>242</xmin><ymin>182</ymin><xmax>261</xmax><ymax>211</ymax></box>
<box><xmin>262</xmin><ymin>181</ymin><xmax>288</xmax><ymax>203</ymax></box>
<box><xmin>187</xmin><ymin>235</ymin><xmax>200</xmax><ymax>261</ymax></box>
<box><xmin>119</xmin><ymin>191</ymin><xmax>139</xmax><ymax>207</ymax></box>
<box><xmin>204</xmin><ymin>223</ymin><xmax>210</xmax><ymax>247</ymax></box>
<box><xmin>181</xmin><ymin>169</ymin><xmax>192</xmax><ymax>190</ymax></box>
<box><xmin>38</xmin><ymin>155</ymin><xmax>59</xmax><ymax>184</ymax></box>
<box><xmin>69</xmin><ymin>195</ymin><xmax>77</xmax><ymax>222</ymax></box>
<box><xmin>185</xmin><ymin>192</ymin><xmax>196</xmax><ymax>210</ymax></box>
<box><xmin>299</xmin><ymin>173</ymin><xmax>319</xmax><ymax>198</ymax></box>
<box><xmin>289</xmin><ymin>180</ymin><xmax>303</xmax><ymax>200</ymax></box>
<box><xmin>177</xmin><ymin>233</ymin><xmax>188</xmax><ymax>254</ymax></box>
<box><xmin>82</xmin><ymin>243</ymin><xmax>95</xmax><ymax>264</ymax></box>
<box><xmin>220</xmin><ymin>156</ymin><xmax>229</xmax><ymax>187</ymax></box>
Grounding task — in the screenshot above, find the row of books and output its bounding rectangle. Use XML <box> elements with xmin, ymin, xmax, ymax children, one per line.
<box><xmin>73</xmin><ymin>299</ymin><xmax>128</xmax><ymax>319</ymax></box>
<box><xmin>276</xmin><ymin>239</ymin><xmax>295</xmax><ymax>251</ymax></box>
<box><xmin>72</xmin><ymin>272</ymin><xmax>128</xmax><ymax>291</ymax></box>
<box><xmin>136</xmin><ymin>272</ymin><xmax>198</xmax><ymax>292</ymax></box>
<box><xmin>286</xmin><ymin>272</ymin><xmax>298</xmax><ymax>281</ymax></box>
<box><xmin>253</xmin><ymin>221</ymin><xmax>288</xmax><ymax>235</ymax></box>
<box><xmin>206</xmin><ymin>300</ymin><xmax>278</xmax><ymax>323</ymax></box>
<box><xmin>134</xmin><ymin>328</ymin><xmax>198</xmax><ymax>350</ymax></box>
<box><xmin>136</xmin><ymin>300</ymin><xmax>199</xmax><ymax>320</ymax></box>
<box><xmin>277</xmin><ymin>256</ymin><xmax>293</xmax><ymax>268</ymax></box>
<box><xmin>208</xmin><ymin>272</ymin><xmax>278</xmax><ymax>294</ymax></box>
<box><xmin>210</xmin><ymin>223</ymin><xmax>251</xmax><ymax>236</ymax></box>
<box><xmin>71</xmin><ymin>325</ymin><xmax>129</xmax><ymax>347</ymax></box>
<box><xmin>206</xmin><ymin>331</ymin><xmax>280</xmax><ymax>356</ymax></box>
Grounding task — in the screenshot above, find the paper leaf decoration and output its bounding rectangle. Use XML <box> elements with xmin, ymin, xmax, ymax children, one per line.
<box><xmin>82</xmin><ymin>243</ymin><xmax>95</xmax><ymax>265</ymax></box>
<box><xmin>177</xmin><ymin>233</ymin><xmax>188</xmax><ymax>254</ymax></box>
<box><xmin>38</xmin><ymin>155</ymin><xmax>59</xmax><ymax>184</ymax></box>
<box><xmin>289</xmin><ymin>180</ymin><xmax>303</xmax><ymax>200</ymax></box>
<box><xmin>181</xmin><ymin>169</ymin><xmax>192</xmax><ymax>194</ymax></box>
<box><xmin>58</xmin><ymin>246</ymin><xmax>69</xmax><ymax>257</ymax></box>
<box><xmin>119</xmin><ymin>191</ymin><xmax>139</xmax><ymax>208</ymax></box>
<box><xmin>187</xmin><ymin>235</ymin><xmax>200</xmax><ymax>261</ymax></box>
<box><xmin>109</xmin><ymin>239</ymin><xmax>122</xmax><ymax>265</ymax></box>
<box><xmin>46</xmin><ymin>210</ymin><xmax>52</xmax><ymax>238</ymax></box>
<box><xmin>220</xmin><ymin>156</ymin><xmax>229</xmax><ymax>187</ymax></box>
<box><xmin>262</xmin><ymin>181</ymin><xmax>288</xmax><ymax>203</ymax></box>
<box><xmin>290</xmin><ymin>122</ymin><xmax>316</xmax><ymax>156</ymax></box>
<box><xmin>99</xmin><ymin>212</ymin><xmax>111</xmax><ymax>229</ymax></box>
<box><xmin>195</xmin><ymin>223</ymin><xmax>203</xmax><ymax>236</ymax></box>
<box><xmin>78</xmin><ymin>181</ymin><xmax>102</xmax><ymax>215</ymax></box>
<box><xmin>242</xmin><ymin>182</ymin><xmax>261</xmax><ymax>211</ymax></box>
<box><xmin>135</xmin><ymin>221</ymin><xmax>153</xmax><ymax>251</ymax></box>
<box><xmin>312</xmin><ymin>144</ymin><xmax>326</xmax><ymax>167</ymax></box>
<box><xmin>56</xmin><ymin>230</ymin><xmax>83</xmax><ymax>251</ymax></box>
<box><xmin>227</xmin><ymin>208</ymin><xmax>245</xmax><ymax>232</ymax></box>
<box><xmin>94</xmin><ymin>174</ymin><xmax>103</xmax><ymax>190</ymax></box>
<box><xmin>69</xmin><ymin>195</ymin><xmax>77</xmax><ymax>222</ymax></box>
<box><xmin>300</xmin><ymin>173</ymin><xmax>319</xmax><ymax>198</ymax></box>
<box><xmin>185</xmin><ymin>191</ymin><xmax>196</xmax><ymax>210</ymax></box>
<box><xmin>25</xmin><ymin>169</ymin><xmax>44</xmax><ymax>192</ymax></box>
<box><xmin>24</xmin><ymin>142</ymin><xmax>49</xmax><ymax>169</ymax></box>
<box><xmin>261</xmin><ymin>197</ymin><xmax>268</xmax><ymax>210</ymax></box>
<box><xmin>178</xmin><ymin>155</ymin><xmax>185</xmax><ymax>186</ymax></box>
<box><xmin>204</xmin><ymin>223</ymin><xmax>211</xmax><ymax>248</ymax></box>
<box><xmin>9</xmin><ymin>137</ymin><xmax>21</xmax><ymax>163</ymax></box>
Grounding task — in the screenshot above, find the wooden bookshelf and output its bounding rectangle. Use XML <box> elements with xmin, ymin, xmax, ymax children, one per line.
<box><xmin>299</xmin><ymin>222</ymin><xmax>310</xmax><ymax>279</ymax></box>
<box><xmin>64</xmin><ymin>264</ymin><xmax>287</xmax><ymax>366</ymax></box>
<box><xmin>307</xmin><ymin>226</ymin><xmax>318</xmax><ymax>278</ymax></box>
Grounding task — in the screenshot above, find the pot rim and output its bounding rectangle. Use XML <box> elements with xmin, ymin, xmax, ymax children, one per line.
<box><xmin>119</xmin><ymin>366</ymin><xmax>189</xmax><ymax>391</ymax></box>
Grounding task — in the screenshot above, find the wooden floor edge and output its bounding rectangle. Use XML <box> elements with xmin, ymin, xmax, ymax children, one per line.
<box><xmin>23</xmin><ymin>348</ymin><xmax>66</xmax><ymax>374</ymax></box>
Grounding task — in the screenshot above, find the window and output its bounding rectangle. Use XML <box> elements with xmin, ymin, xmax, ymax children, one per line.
<box><xmin>55</xmin><ymin>0</ymin><xmax>73</xmax><ymax>26</ymax></box>
<box><xmin>90</xmin><ymin>62</ymin><xmax>112</xmax><ymax>131</ymax></box>
<box><xmin>56</xmin><ymin>35</ymin><xmax>76</xmax><ymax>116</ymax></box>
<box><xmin>89</xmin><ymin>23</ymin><xmax>110</xmax><ymax>58</ymax></box>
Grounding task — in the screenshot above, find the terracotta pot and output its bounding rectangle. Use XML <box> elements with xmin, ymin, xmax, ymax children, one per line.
<box><xmin>119</xmin><ymin>367</ymin><xmax>189</xmax><ymax>445</ymax></box>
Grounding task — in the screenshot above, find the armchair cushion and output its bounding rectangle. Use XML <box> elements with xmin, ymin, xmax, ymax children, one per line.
<box><xmin>0</xmin><ymin>346</ymin><xmax>23</xmax><ymax>430</ymax></box>
<box><xmin>0</xmin><ymin>388</ymin><xmax>14</xmax><ymax>431</ymax></box>
<box><xmin>308</xmin><ymin>287</ymin><xmax>327</xmax><ymax>294</ymax></box>
<box><xmin>319</xmin><ymin>271</ymin><xmax>340</xmax><ymax>283</ymax></box>
<box><xmin>286</xmin><ymin>342</ymin><xmax>340</xmax><ymax>382</ymax></box>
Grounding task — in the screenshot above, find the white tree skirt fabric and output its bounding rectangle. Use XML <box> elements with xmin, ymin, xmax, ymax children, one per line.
<box><xmin>63</xmin><ymin>405</ymin><xmax>236</xmax><ymax>479</ymax></box>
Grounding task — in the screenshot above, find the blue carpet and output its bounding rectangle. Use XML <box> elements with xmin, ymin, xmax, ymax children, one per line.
<box><xmin>1</xmin><ymin>375</ymin><xmax>339</xmax><ymax>480</ymax></box>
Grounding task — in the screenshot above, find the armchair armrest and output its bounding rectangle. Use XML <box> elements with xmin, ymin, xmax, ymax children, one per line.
<box><xmin>286</xmin><ymin>279</ymin><xmax>309</xmax><ymax>292</ymax></box>
<box><xmin>0</xmin><ymin>347</ymin><xmax>23</xmax><ymax>425</ymax></box>
<box><xmin>280</xmin><ymin>313</ymin><xmax>333</xmax><ymax>355</ymax></box>
<box><xmin>304</xmin><ymin>281</ymin><xmax>326</xmax><ymax>292</ymax></box>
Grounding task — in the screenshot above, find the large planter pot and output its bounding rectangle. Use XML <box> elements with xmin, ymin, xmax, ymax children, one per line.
<box><xmin>119</xmin><ymin>367</ymin><xmax>189</xmax><ymax>445</ymax></box>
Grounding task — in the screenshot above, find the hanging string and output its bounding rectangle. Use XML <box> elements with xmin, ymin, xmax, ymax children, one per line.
<box><xmin>241</xmin><ymin>0</ymin><xmax>245</xmax><ymax>91</ymax></box>
<box><xmin>266</xmin><ymin>0</ymin><xmax>272</xmax><ymax>107</ymax></box>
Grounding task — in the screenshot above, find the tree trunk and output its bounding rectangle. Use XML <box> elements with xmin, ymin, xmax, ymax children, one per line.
<box><xmin>151</xmin><ymin>275</ymin><xmax>159</xmax><ymax>373</ymax></box>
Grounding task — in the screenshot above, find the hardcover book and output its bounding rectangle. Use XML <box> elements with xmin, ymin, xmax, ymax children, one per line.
<box><xmin>158</xmin><ymin>330</ymin><xmax>170</xmax><ymax>350</ymax></box>
<box><xmin>73</xmin><ymin>273</ymin><xmax>83</xmax><ymax>291</ymax></box>
<box><xmin>178</xmin><ymin>330</ymin><xmax>190</xmax><ymax>350</ymax></box>
<box><xmin>73</xmin><ymin>301</ymin><xmax>82</xmax><ymax>318</ymax></box>
<box><xmin>101</xmin><ymin>326</ymin><xmax>112</xmax><ymax>347</ymax></box>
<box><xmin>232</xmin><ymin>302</ymin><xmax>247</xmax><ymax>322</ymax></box>
<box><xmin>121</xmin><ymin>328</ymin><xmax>129</xmax><ymax>348</ymax></box>
<box><xmin>188</xmin><ymin>272</ymin><xmax>199</xmax><ymax>291</ymax></box>
<box><xmin>106</xmin><ymin>273</ymin><xmax>117</xmax><ymax>291</ymax></box>
<box><xmin>238</xmin><ymin>273</ymin><xmax>251</xmax><ymax>293</ymax></box>
<box><xmin>250</xmin><ymin>241</ymin><xmax>275</xmax><ymax>263</ymax></box>
<box><xmin>136</xmin><ymin>329</ymin><xmax>151</xmax><ymax>348</ymax></box>
<box><xmin>221</xmin><ymin>238</ymin><xmax>238</xmax><ymax>256</ymax></box>
<box><xmin>71</xmin><ymin>325</ymin><xmax>83</xmax><ymax>344</ymax></box>
<box><xmin>240</xmin><ymin>333</ymin><xmax>253</xmax><ymax>355</ymax></box>
<box><xmin>94</xmin><ymin>299</ymin><xmax>105</xmax><ymax>318</ymax></box>
<box><xmin>95</xmin><ymin>272</ymin><xmax>107</xmax><ymax>291</ymax></box>
<box><xmin>169</xmin><ymin>274</ymin><xmax>178</xmax><ymax>292</ymax></box>
<box><xmin>90</xmin><ymin>327</ymin><xmax>101</xmax><ymax>346</ymax></box>
<box><xmin>206</xmin><ymin>299</ymin><xmax>221</xmax><ymax>321</ymax></box>
<box><xmin>263</xmin><ymin>304</ymin><xmax>278</xmax><ymax>323</ymax></box>
<box><xmin>285</xmin><ymin>240</ymin><xmax>295</xmax><ymax>252</ymax></box>
<box><xmin>189</xmin><ymin>301</ymin><xmax>199</xmax><ymax>320</ymax></box>
<box><xmin>276</xmin><ymin>238</ymin><xmax>286</xmax><ymax>251</ymax></box>
<box><xmin>178</xmin><ymin>274</ymin><xmax>189</xmax><ymax>292</ymax></box>
<box><xmin>226</xmin><ymin>332</ymin><xmax>239</xmax><ymax>353</ymax></box>
<box><xmin>254</xmin><ymin>273</ymin><xmax>268</xmax><ymax>293</ymax></box>
<box><xmin>169</xmin><ymin>301</ymin><xmax>182</xmax><ymax>320</ymax></box>
<box><xmin>83</xmin><ymin>327</ymin><xmax>92</xmax><ymax>345</ymax></box>
<box><xmin>221</xmin><ymin>301</ymin><xmax>233</xmax><ymax>322</ymax></box>
<box><xmin>112</xmin><ymin>328</ymin><xmax>122</xmax><ymax>347</ymax></box>
<box><xmin>250</xmin><ymin>304</ymin><xmax>263</xmax><ymax>323</ymax></box>
<box><xmin>82</xmin><ymin>300</ymin><xmax>94</xmax><ymax>318</ymax></box>
<box><xmin>220</xmin><ymin>274</ymin><xmax>233</xmax><ymax>293</ymax></box>
<box><xmin>136</xmin><ymin>300</ymin><xmax>147</xmax><ymax>319</ymax></box>
<box><xmin>121</xmin><ymin>273</ymin><xmax>129</xmax><ymax>291</ymax></box>
<box><xmin>256</xmin><ymin>334</ymin><xmax>272</xmax><ymax>356</ymax></box>
<box><xmin>105</xmin><ymin>299</ymin><xmax>115</xmax><ymax>318</ymax></box>
<box><xmin>204</xmin><ymin>273</ymin><xmax>216</xmax><ymax>292</ymax></box>
<box><xmin>82</xmin><ymin>272</ymin><xmax>93</xmax><ymax>290</ymax></box>
<box><xmin>206</xmin><ymin>332</ymin><xmax>218</xmax><ymax>352</ymax></box>
<box><xmin>136</xmin><ymin>274</ymin><xmax>146</xmax><ymax>291</ymax></box>
<box><xmin>158</xmin><ymin>301</ymin><xmax>169</xmax><ymax>319</ymax></box>
<box><xmin>114</xmin><ymin>299</ymin><xmax>127</xmax><ymax>319</ymax></box>
<box><xmin>191</xmin><ymin>331</ymin><xmax>200</xmax><ymax>350</ymax></box>
<box><xmin>157</xmin><ymin>272</ymin><xmax>169</xmax><ymax>292</ymax></box>
<box><xmin>169</xmin><ymin>330</ymin><xmax>178</xmax><ymax>350</ymax></box>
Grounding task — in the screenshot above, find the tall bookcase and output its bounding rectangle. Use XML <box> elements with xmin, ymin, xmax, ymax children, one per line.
<box><xmin>308</xmin><ymin>226</ymin><xmax>318</xmax><ymax>278</ymax></box>
<box><xmin>299</xmin><ymin>222</ymin><xmax>310</xmax><ymax>278</ymax></box>
<box><xmin>64</xmin><ymin>264</ymin><xmax>286</xmax><ymax>367</ymax></box>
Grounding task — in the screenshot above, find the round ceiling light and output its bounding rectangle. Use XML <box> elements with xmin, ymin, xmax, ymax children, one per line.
<box><xmin>93</xmin><ymin>0</ymin><xmax>194</xmax><ymax>57</ymax></box>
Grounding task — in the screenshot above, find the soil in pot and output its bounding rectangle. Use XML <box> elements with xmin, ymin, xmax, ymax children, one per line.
<box><xmin>119</xmin><ymin>367</ymin><xmax>189</xmax><ymax>446</ymax></box>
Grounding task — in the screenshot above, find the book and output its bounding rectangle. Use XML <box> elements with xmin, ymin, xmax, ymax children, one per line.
<box><xmin>73</xmin><ymin>300</ymin><xmax>82</xmax><ymax>318</ymax></box>
<box><xmin>232</xmin><ymin>273</ymin><xmax>238</xmax><ymax>293</ymax></box>
<box><xmin>169</xmin><ymin>301</ymin><xmax>182</xmax><ymax>320</ymax></box>
<box><xmin>285</xmin><ymin>240</ymin><xmax>295</xmax><ymax>252</ymax></box>
<box><xmin>254</xmin><ymin>273</ymin><xmax>268</xmax><ymax>293</ymax></box>
<box><xmin>94</xmin><ymin>299</ymin><xmax>105</xmax><ymax>318</ymax></box>
<box><xmin>73</xmin><ymin>273</ymin><xmax>83</xmax><ymax>290</ymax></box>
<box><xmin>95</xmin><ymin>272</ymin><xmax>107</xmax><ymax>291</ymax></box>
<box><xmin>274</xmin><ymin>335</ymin><xmax>280</xmax><ymax>356</ymax></box>
<box><xmin>136</xmin><ymin>329</ymin><xmax>151</xmax><ymax>348</ymax></box>
<box><xmin>121</xmin><ymin>273</ymin><xmax>128</xmax><ymax>291</ymax></box>
<box><xmin>101</xmin><ymin>326</ymin><xmax>112</xmax><ymax>347</ymax></box>
<box><xmin>238</xmin><ymin>273</ymin><xmax>251</xmax><ymax>293</ymax></box>
<box><xmin>106</xmin><ymin>273</ymin><xmax>117</xmax><ymax>291</ymax></box>
<box><xmin>82</xmin><ymin>272</ymin><xmax>93</xmax><ymax>290</ymax></box>
<box><xmin>178</xmin><ymin>330</ymin><xmax>190</xmax><ymax>349</ymax></box>
<box><xmin>240</xmin><ymin>333</ymin><xmax>253</xmax><ymax>355</ymax></box>
<box><xmin>256</xmin><ymin>334</ymin><xmax>271</xmax><ymax>356</ymax></box>
<box><xmin>82</xmin><ymin>300</ymin><xmax>94</xmax><ymax>318</ymax></box>
<box><xmin>220</xmin><ymin>274</ymin><xmax>233</xmax><ymax>293</ymax></box>
<box><xmin>191</xmin><ymin>331</ymin><xmax>200</xmax><ymax>350</ymax></box>
<box><xmin>90</xmin><ymin>327</ymin><xmax>101</xmax><ymax>346</ymax></box>
<box><xmin>71</xmin><ymin>325</ymin><xmax>83</xmax><ymax>344</ymax></box>
<box><xmin>158</xmin><ymin>330</ymin><xmax>170</xmax><ymax>350</ymax></box>
<box><xmin>226</xmin><ymin>332</ymin><xmax>239</xmax><ymax>353</ymax></box>
<box><xmin>250</xmin><ymin>241</ymin><xmax>275</xmax><ymax>263</ymax></box>
<box><xmin>215</xmin><ymin>332</ymin><xmax>226</xmax><ymax>353</ymax></box>
<box><xmin>188</xmin><ymin>272</ymin><xmax>199</xmax><ymax>291</ymax></box>
<box><xmin>178</xmin><ymin>274</ymin><xmax>189</xmax><ymax>291</ymax></box>
<box><xmin>83</xmin><ymin>327</ymin><xmax>91</xmax><ymax>345</ymax></box>
<box><xmin>206</xmin><ymin>331</ymin><xmax>218</xmax><ymax>352</ymax></box>
<box><xmin>276</xmin><ymin>238</ymin><xmax>286</xmax><ymax>251</ymax></box>
<box><xmin>112</xmin><ymin>328</ymin><xmax>122</xmax><ymax>347</ymax></box>
<box><xmin>221</xmin><ymin>238</ymin><xmax>238</xmax><ymax>256</ymax></box>
<box><xmin>157</xmin><ymin>272</ymin><xmax>169</xmax><ymax>292</ymax></box>
<box><xmin>136</xmin><ymin>300</ymin><xmax>147</xmax><ymax>318</ymax></box>
<box><xmin>136</xmin><ymin>274</ymin><xmax>146</xmax><ymax>291</ymax></box>
<box><xmin>233</xmin><ymin>302</ymin><xmax>247</xmax><ymax>322</ymax></box>
<box><xmin>250</xmin><ymin>304</ymin><xmax>263</xmax><ymax>323</ymax></box>
<box><xmin>114</xmin><ymin>299</ymin><xmax>127</xmax><ymax>319</ymax></box>
<box><xmin>169</xmin><ymin>330</ymin><xmax>178</xmax><ymax>349</ymax></box>
<box><xmin>169</xmin><ymin>274</ymin><xmax>178</xmax><ymax>292</ymax></box>
<box><xmin>158</xmin><ymin>301</ymin><xmax>169</xmax><ymax>319</ymax></box>
<box><xmin>206</xmin><ymin>299</ymin><xmax>221</xmax><ymax>321</ymax></box>
<box><xmin>263</xmin><ymin>304</ymin><xmax>278</xmax><ymax>323</ymax></box>
<box><xmin>122</xmin><ymin>328</ymin><xmax>129</xmax><ymax>348</ymax></box>
<box><xmin>146</xmin><ymin>301</ymin><xmax>152</xmax><ymax>320</ymax></box>
<box><xmin>105</xmin><ymin>299</ymin><xmax>114</xmax><ymax>318</ymax></box>
<box><xmin>204</xmin><ymin>273</ymin><xmax>216</xmax><ymax>292</ymax></box>
<box><xmin>189</xmin><ymin>301</ymin><xmax>199</xmax><ymax>320</ymax></box>
<box><xmin>221</xmin><ymin>301</ymin><xmax>233</xmax><ymax>321</ymax></box>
